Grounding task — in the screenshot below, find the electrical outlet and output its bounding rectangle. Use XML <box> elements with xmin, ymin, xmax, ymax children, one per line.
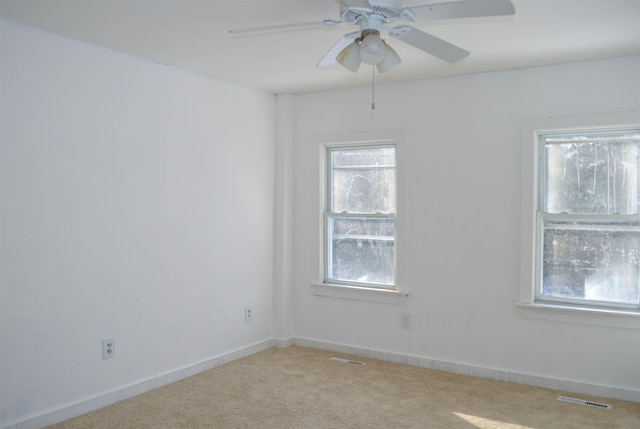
<box><xmin>401</xmin><ymin>313</ymin><xmax>412</xmax><ymax>330</ymax></box>
<box><xmin>102</xmin><ymin>338</ymin><xmax>115</xmax><ymax>359</ymax></box>
<box><xmin>245</xmin><ymin>306</ymin><xmax>253</xmax><ymax>322</ymax></box>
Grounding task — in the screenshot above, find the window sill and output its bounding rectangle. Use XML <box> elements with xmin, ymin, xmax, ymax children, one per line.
<box><xmin>311</xmin><ymin>283</ymin><xmax>408</xmax><ymax>304</ymax></box>
<box><xmin>518</xmin><ymin>302</ymin><xmax>640</xmax><ymax>330</ymax></box>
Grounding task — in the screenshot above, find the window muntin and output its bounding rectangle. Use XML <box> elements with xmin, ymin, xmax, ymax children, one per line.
<box><xmin>325</xmin><ymin>144</ymin><xmax>396</xmax><ymax>289</ymax></box>
<box><xmin>537</xmin><ymin>129</ymin><xmax>640</xmax><ymax>309</ymax></box>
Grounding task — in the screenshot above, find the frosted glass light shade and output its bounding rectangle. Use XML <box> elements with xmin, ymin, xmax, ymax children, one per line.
<box><xmin>376</xmin><ymin>43</ymin><xmax>401</xmax><ymax>73</ymax></box>
<box><xmin>359</xmin><ymin>33</ymin><xmax>386</xmax><ymax>65</ymax></box>
<box><xmin>336</xmin><ymin>42</ymin><xmax>361</xmax><ymax>73</ymax></box>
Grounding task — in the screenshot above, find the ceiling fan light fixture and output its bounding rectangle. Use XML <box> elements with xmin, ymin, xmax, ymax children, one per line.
<box><xmin>336</xmin><ymin>41</ymin><xmax>361</xmax><ymax>73</ymax></box>
<box><xmin>359</xmin><ymin>31</ymin><xmax>386</xmax><ymax>65</ymax></box>
<box><xmin>376</xmin><ymin>42</ymin><xmax>401</xmax><ymax>73</ymax></box>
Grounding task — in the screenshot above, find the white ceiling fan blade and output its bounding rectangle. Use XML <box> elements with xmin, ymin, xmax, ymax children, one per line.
<box><xmin>409</xmin><ymin>0</ymin><xmax>515</xmax><ymax>22</ymax></box>
<box><xmin>391</xmin><ymin>25</ymin><xmax>469</xmax><ymax>63</ymax></box>
<box><xmin>229</xmin><ymin>21</ymin><xmax>327</xmax><ymax>38</ymax></box>
<box><xmin>318</xmin><ymin>31</ymin><xmax>360</xmax><ymax>66</ymax></box>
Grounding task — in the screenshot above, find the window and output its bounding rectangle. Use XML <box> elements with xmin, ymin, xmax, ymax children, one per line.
<box><xmin>520</xmin><ymin>113</ymin><xmax>640</xmax><ymax>328</ymax></box>
<box><xmin>311</xmin><ymin>129</ymin><xmax>407</xmax><ymax>303</ymax></box>
<box><xmin>539</xmin><ymin>129</ymin><xmax>640</xmax><ymax>308</ymax></box>
<box><xmin>325</xmin><ymin>145</ymin><xmax>396</xmax><ymax>288</ymax></box>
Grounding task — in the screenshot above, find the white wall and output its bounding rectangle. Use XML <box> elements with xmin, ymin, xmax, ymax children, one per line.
<box><xmin>2</xmin><ymin>14</ymin><xmax>639</xmax><ymax>429</ymax></box>
<box><xmin>0</xmin><ymin>19</ymin><xmax>275</xmax><ymax>427</ymax></box>
<box><xmin>290</xmin><ymin>56</ymin><xmax>640</xmax><ymax>398</ymax></box>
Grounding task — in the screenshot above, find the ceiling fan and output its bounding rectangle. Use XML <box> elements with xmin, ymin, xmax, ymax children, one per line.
<box><xmin>230</xmin><ymin>0</ymin><xmax>515</xmax><ymax>74</ymax></box>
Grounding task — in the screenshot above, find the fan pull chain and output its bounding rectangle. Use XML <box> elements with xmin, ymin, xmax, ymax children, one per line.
<box><xmin>370</xmin><ymin>65</ymin><xmax>375</xmax><ymax>118</ymax></box>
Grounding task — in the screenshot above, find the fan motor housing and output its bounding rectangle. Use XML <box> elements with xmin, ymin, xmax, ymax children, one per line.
<box><xmin>370</xmin><ymin>0</ymin><xmax>403</xmax><ymax>11</ymax></box>
<box><xmin>341</xmin><ymin>0</ymin><xmax>403</xmax><ymax>23</ymax></box>
<box><xmin>370</xmin><ymin>0</ymin><xmax>403</xmax><ymax>18</ymax></box>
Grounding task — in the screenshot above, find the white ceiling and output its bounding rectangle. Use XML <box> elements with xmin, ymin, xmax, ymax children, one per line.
<box><xmin>1</xmin><ymin>0</ymin><xmax>639</xmax><ymax>94</ymax></box>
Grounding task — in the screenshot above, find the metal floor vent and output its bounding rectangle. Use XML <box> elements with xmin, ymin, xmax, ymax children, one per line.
<box><xmin>330</xmin><ymin>357</ymin><xmax>365</xmax><ymax>365</ymax></box>
<box><xmin>558</xmin><ymin>396</ymin><xmax>612</xmax><ymax>409</ymax></box>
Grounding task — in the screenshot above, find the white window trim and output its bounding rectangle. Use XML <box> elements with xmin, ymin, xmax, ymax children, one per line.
<box><xmin>311</xmin><ymin>129</ymin><xmax>408</xmax><ymax>304</ymax></box>
<box><xmin>519</xmin><ymin>111</ymin><xmax>640</xmax><ymax>329</ymax></box>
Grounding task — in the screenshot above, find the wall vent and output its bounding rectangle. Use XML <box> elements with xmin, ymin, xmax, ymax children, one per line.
<box><xmin>330</xmin><ymin>357</ymin><xmax>365</xmax><ymax>365</ymax></box>
<box><xmin>558</xmin><ymin>395</ymin><xmax>612</xmax><ymax>409</ymax></box>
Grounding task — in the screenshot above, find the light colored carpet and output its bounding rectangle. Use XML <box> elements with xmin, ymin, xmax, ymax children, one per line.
<box><xmin>47</xmin><ymin>346</ymin><xmax>640</xmax><ymax>428</ymax></box>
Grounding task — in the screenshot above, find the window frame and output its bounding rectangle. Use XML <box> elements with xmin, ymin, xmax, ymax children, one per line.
<box><xmin>311</xmin><ymin>129</ymin><xmax>408</xmax><ymax>304</ymax></box>
<box><xmin>519</xmin><ymin>112</ymin><xmax>640</xmax><ymax>329</ymax></box>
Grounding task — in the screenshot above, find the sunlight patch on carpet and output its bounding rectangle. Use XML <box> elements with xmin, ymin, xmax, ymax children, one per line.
<box><xmin>453</xmin><ymin>412</ymin><xmax>535</xmax><ymax>429</ymax></box>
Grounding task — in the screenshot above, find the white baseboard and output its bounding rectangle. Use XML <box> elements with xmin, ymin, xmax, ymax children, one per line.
<box><xmin>1</xmin><ymin>339</ymin><xmax>276</xmax><ymax>429</ymax></box>
<box><xmin>294</xmin><ymin>337</ymin><xmax>640</xmax><ymax>403</ymax></box>
<box><xmin>273</xmin><ymin>336</ymin><xmax>295</xmax><ymax>348</ymax></box>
